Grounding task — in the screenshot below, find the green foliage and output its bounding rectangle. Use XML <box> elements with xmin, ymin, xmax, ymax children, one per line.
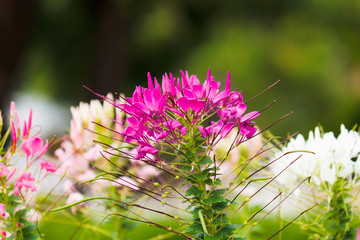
<box><xmin>301</xmin><ymin>178</ymin><xmax>360</xmax><ymax>240</ymax></box>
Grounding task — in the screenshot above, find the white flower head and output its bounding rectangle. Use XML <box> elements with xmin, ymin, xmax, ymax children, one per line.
<box><xmin>273</xmin><ymin>125</ymin><xmax>360</xmax><ymax>189</ymax></box>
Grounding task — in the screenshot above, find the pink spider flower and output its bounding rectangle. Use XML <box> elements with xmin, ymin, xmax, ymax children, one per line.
<box><xmin>0</xmin><ymin>163</ymin><xmax>16</xmax><ymax>180</ymax></box>
<box><xmin>104</xmin><ymin>69</ymin><xmax>259</xmax><ymax>163</ymax></box>
<box><xmin>14</xmin><ymin>172</ymin><xmax>37</xmax><ymax>196</ymax></box>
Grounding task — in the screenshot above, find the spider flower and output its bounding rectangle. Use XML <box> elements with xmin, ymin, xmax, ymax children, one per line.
<box><xmin>116</xmin><ymin>69</ymin><xmax>259</xmax><ymax>163</ymax></box>
<box><xmin>273</xmin><ymin>124</ymin><xmax>360</xmax><ymax>189</ymax></box>
<box><xmin>92</xmin><ymin>70</ymin><xmax>291</xmax><ymax>240</ymax></box>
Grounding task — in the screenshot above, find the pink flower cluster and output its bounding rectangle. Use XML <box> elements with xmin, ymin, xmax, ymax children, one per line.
<box><xmin>117</xmin><ymin>69</ymin><xmax>259</xmax><ymax>162</ymax></box>
<box><xmin>0</xmin><ymin>102</ymin><xmax>56</xmax><ymax>238</ymax></box>
<box><xmin>5</xmin><ymin>102</ymin><xmax>56</xmax><ymax>197</ymax></box>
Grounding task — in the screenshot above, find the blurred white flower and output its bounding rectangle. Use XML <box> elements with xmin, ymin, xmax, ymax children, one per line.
<box><xmin>273</xmin><ymin>125</ymin><xmax>360</xmax><ymax>189</ymax></box>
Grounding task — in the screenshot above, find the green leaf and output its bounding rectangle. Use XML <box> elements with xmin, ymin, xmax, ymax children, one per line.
<box><xmin>186</xmin><ymin>186</ymin><xmax>202</xmax><ymax>197</ymax></box>
<box><xmin>182</xmin><ymin>165</ymin><xmax>192</xmax><ymax>173</ymax></box>
<box><xmin>203</xmin><ymin>193</ymin><xmax>225</xmax><ymax>205</ymax></box>
<box><xmin>217</xmin><ymin>224</ymin><xmax>242</xmax><ymax>237</ymax></box>
<box><xmin>204</xmin><ymin>178</ymin><xmax>222</xmax><ymax>186</ymax></box>
<box><xmin>184</xmin><ymin>222</ymin><xmax>203</xmax><ymax>233</ymax></box>
<box><xmin>193</xmin><ymin>172</ymin><xmax>209</xmax><ymax>181</ymax></box>
<box><xmin>197</xmin><ymin>156</ymin><xmax>213</xmax><ymax>165</ymax></box>
<box><xmin>204</xmin><ymin>234</ymin><xmax>223</xmax><ymax>240</ymax></box>
<box><xmin>212</xmin><ymin>201</ymin><xmax>229</xmax><ymax>211</ymax></box>
<box><xmin>213</xmin><ymin>214</ymin><xmax>231</xmax><ymax>225</ymax></box>
<box><xmin>213</xmin><ymin>189</ymin><xmax>227</xmax><ymax>195</ymax></box>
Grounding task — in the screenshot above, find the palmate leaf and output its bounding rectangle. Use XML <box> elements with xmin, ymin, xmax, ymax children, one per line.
<box><xmin>183</xmin><ymin>222</ymin><xmax>203</xmax><ymax>234</ymax></box>
<box><xmin>193</xmin><ymin>172</ymin><xmax>209</xmax><ymax>181</ymax></box>
<box><xmin>203</xmin><ymin>193</ymin><xmax>225</xmax><ymax>205</ymax></box>
<box><xmin>197</xmin><ymin>156</ymin><xmax>213</xmax><ymax>165</ymax></box>
<box><xmin>185</xmin><ymin>186</ymin><xmax>202</xmax><ymax>197</ymax></box>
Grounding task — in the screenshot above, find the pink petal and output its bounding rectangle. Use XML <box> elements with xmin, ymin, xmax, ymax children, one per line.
<box><xmin>147</xmin><ymin>72</ymin><xmax>154</xmax><ymax>90</ymax></box>
<box><xmin>183</xmin><ymin>88</ymin><xmax>196</xmax><ymax>99</ymax></box>
<box><xmin>21</xmin><ymin>139</ymin><xmax>32</xmax><ymax>157</ymax></box>
<box><xmin>192</xmin><ymin>84</ymin><xmax>204</xmax><ymax>98</ymax></box>
<box><xmin>221</xmin><ymin>123</ymin><xmax>233</xmax><ymax>138</ymax></box>
<box><xmin>213</xmin><ymin>90</ymin><xmax>230</xmax><ymax>104</ymax></box>
<box><xmin>226</xmin><ymin>71</ymin><xmax>231</xmax><ymax>91</ymax></box>
<box><xmin>38</xmin><ymin>140</ymin><xmax>49</xmax><ymax>157</ymax></box>
<box><xmin>242</xmin><ymin>111</ymin><xmax>260</xmax><ymax>122</ymax></box>
<box><xmin>133</xmin><ymin>102</ymin><xmax>151</xmax><ymax>115</ymax></box>
<box><xmin>143</xmin><ymin>89</ymin><xmax>156</xmax><ymax>111</ymax></box>
<box><xmin>177</xmin><ymin>97</ymin><xmax>190</xmax><ymax>112</ymax></box>
<box><xmin>30</xmin><ymin>137</ymin><xmax>44</xmax><ymax>154</ymax></box>
<box><xmin>11</xmin><ymin>120</ymin><xmax>17</xmax><ymax>141</ymax></box>
<box><xmin>206</xmin><ymin>68</ymin><xmax>212</xmax><ymax>82</ymax></box>
<box><xmin>189</xmin><ymin>99</ymin><xmax>205</xmax><ymax>113</ymax></box>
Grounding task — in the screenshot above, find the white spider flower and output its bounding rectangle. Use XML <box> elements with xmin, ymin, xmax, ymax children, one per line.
<box><xmin>273</xmin><ymin>124</ymin><xmax>360</xmax><ymax>189</ymax></box>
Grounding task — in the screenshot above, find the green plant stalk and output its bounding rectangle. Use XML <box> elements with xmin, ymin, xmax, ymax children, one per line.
<box><xmin>181</xmin><ymin>137</ymin><xmax>238</xmax><ymax>240</ymax></box>
<box><xmin>304</xmin><ymin>178</ymin><xmax>358</xmax><ymax>240</ymax></box>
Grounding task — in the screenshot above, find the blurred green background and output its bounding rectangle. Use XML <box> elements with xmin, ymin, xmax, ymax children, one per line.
<box><xmin>1</xmin><ymin>0</ymin><xmax>359</xmax><ymax>137</ymax></box>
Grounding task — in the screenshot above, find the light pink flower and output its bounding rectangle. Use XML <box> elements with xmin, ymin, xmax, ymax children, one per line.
<box><xmin>55</xmin><ymin>141</ymin><xmax>89</xmax><ymax>175</ymax></box>
<box><xmin>135</xmin><ymin>165</ymin><xmax>160</xmax><ymax>180</ymax></box>
<box><xmin>0</xmin><ymin>163</ymin><xmax>16</xmax><ymax>180</ymax></box>
<box><xmin>21</xmin><ymin>136</ymin><xmax>48</xmax><ymax>159</ymax></box>
<box><xmin>0</xmin><ymin>204</ymin><xmax>7</xmax><ymax>217</ymax></box>
<box><xmin>78</xmin><ymin>170</ymin><xmax>96</xmax><ymax>182</ymax></box>
<box><xmin>83</xmin><ymin>145</ymin><xmax>102</xmax><ymax>161</ymax></box>
<box><xmin>14</xmin><ymin>172</ymin><xmax>37</xmax><ymax>196</ymax></box>
<box><xmin>66</xmin><ymin>192</ymin><xmax>85</xmax><ymax>214</ymax></box>
<box><xmin>40</xmin><ymin>161</ymin><xmax>57</xmax><ymax>173</ymax></box>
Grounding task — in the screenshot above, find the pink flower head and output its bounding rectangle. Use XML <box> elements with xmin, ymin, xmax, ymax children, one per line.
<box><xmin>111</xmin><ymin>69</ymin><xmax>259</xmax><ymax>163</ymax></box>
<box><xmin>14</xmin><ymin>172</ymin><xmax>37</xmax><ymax>196</ymax></box>
<box><xmin>21</xmin><ymin>136</ymin><xmax>49</xmax><ymax>159</ymax></box>
<box><xmin>0</xmin><ymin>204</ymin><xmax>6</xmax><ymax>217</ymax></box>
<box><xmin>40</xmin><ymin>161</ymin><xmax>57</xmax><ymax>173</ymax></box>
<box><xmin>0</xmin><ymin>163</ymin><xmax>16</xmax><ymax>180</ymax></box>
